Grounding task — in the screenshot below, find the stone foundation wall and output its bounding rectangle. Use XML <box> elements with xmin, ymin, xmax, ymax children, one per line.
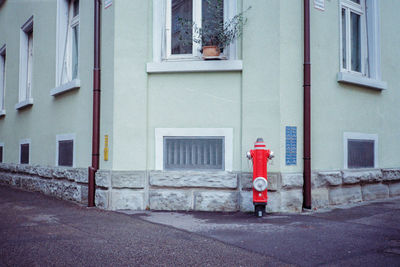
<box><xmin>1</xmin><ymin>163</ymin><xmax>400</xmax><ymax>212</ymax></box>
<box><xmin>0</xmin><ymin>163</ymin><xmax>88</xmax><ymax>203</ymax></box>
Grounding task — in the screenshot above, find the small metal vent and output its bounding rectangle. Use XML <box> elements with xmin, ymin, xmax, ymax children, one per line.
<box><xmin>164</xmin><ymin>137</ymin><xmax>224</xmax><ymax>170</ymax></box>
<box><xmin>20</xmin><ymin>144</ymin><xmax>29</xmax><ymax>164</ymax></box>
<box><xmin>58</xmin><ymin>140</ymin><xmax>73</xmax><ymax>167</ymax></box>
<box><xmin>348</xmin><ymin>139</ymin><xmax>374</xmax><ymax>168</ymax></box>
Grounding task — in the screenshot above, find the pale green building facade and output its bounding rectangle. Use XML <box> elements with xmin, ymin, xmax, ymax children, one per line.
<box><xmin>0</xmin><ymin>0</ymin><xmax>399</xmax><ymax>212</ymax></box>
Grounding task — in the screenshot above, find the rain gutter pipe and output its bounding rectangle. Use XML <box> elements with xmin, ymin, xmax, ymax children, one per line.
<box><xmin>303</xmin><ymin>0</ymin><xmax>312</xmax><ymax>209</ymax></box>
<box><xmin>88</xmin><ymin>0</ymin><xmax>101</xmax><ymax>207</ymax></box>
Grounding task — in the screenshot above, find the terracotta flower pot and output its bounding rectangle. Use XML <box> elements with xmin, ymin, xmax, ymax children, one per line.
<box><xmin>202</xmin><ymin>45</ymin><xmax>221</xmax><ymax>58</ymax></box>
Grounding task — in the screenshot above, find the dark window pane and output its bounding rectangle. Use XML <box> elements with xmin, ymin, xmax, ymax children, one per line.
<box><xmin>164</xmin><ymin>137</ymin><xmax>224</xmax><ymax>170</ymax></box>
<box><xmin>59</xmin><ymin>140</ymin><xmax>73</xmax><ymax>167</ymax></box>
<box><xmin>171</xmin><ymin>0</ymin><xmax>193</xmax><ymax>54</ymax></box>
<box><xmin>0</xmin><ymin>146</ymin><xmax>3</xmax><ymax>163</ymax></box>
<box><xmin>20</xmin><ymin>144</ymin><xmax>29</xmax><ymax>164</ymax></box>
<box><xmin>348</xmin><ymin>139</ymin><xmax>374</xmax><ymax>168</ymax></box>
<box><xmin>350</xmin><ymin>0</ymin><xmax>360</xmax><ymax>4</ymax></box>
<box><xmin>202</xmin><ymin>0</ymin><xmax>224</xmax><ymax>46</ymax></box>
<box><xmin>341</xmin><ymin>8</ymin><xmax>347</xmax><ymax>69</ymax></box>
<box><xmin>73</xmin><ymin>0</ymin><xmax>79</xmax><ymax>16</ymax></box>
<box><xmin>350</xmin><ymin>12</ymin><xmax>361</xmax><ymax>72</ymax></box>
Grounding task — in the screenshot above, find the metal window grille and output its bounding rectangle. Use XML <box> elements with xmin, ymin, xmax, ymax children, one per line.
<box><xmin>164</xmin><ymin>137</ymin><xmax>224</xmax><ymax>170</ymax></box>
<box><xmin>348</xmin><ymin>139</ymin><xmax>374</xmax><ymax>168</ymax></box>
<box><xmin>58</xmin><ymin>140</ymin><xmax>73</xmax><ymax>167</ymax></box>
<box><xmin>20</xmin><ymin>144</ymin><xmax>29</xmax><ymax>164</ymax></box>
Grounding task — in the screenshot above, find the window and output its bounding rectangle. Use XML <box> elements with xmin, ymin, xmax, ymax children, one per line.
<box><xmin>51</xmin><ymin>0</ymin><xmax>80</xmax><ymax>96</ymax></box>
<box><xmin>19</xmin><ymin>139</ymin><xmax>31</xmax><ymax>164</ymax></box>
<box><xmin>16</xmin><ymin>16</ymin><xmax>34</xmax><ymax>110</ymax></box>
<box><xmin>164</xmin><ymin>137</ymin><xmax>224</xmax><ymax>170</ymax></box>
<box><xmin>338</xmin><ymin>0</ymin><xmax>387</xmax><ymax>90</ymax></box>
<box><xmin>344</xmin><ymin>132</ymin><xmax>378</xmax><ymax>169</ymax></box>
<box><xmin>0</xmin><ymin>143</ymin><xmax>4</xmax><ymax>163</ymax></box>
<box><xmin>155</xmin><ymin>128</ymin><xmax>233</xmax><ymax>171</ymax></box>
<box><xmin>0</xmin><ymin>44</ymin><xmax>5</xmax><ymax>116</ymax></box>
<box><xmin>56</xmin><ymin>134</ymin><xmax>75</xmax><ymax>167</ymax></box>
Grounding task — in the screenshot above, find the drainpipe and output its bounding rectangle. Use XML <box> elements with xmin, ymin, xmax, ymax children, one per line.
<box><xmin>303</xmin><ymin>0</ymin><xmax>311</xmax><ymax>209</ymax></box>
<box><xmin>88</xmin><ymin>0</ymin><xmax>101</xmax><ymax>207</ymax></box>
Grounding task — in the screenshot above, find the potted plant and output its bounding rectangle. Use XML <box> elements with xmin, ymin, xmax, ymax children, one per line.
<box><xmin>178</xmin><ymin>0</ymin><xmax>250</xmax><ymax>59</ymax></box>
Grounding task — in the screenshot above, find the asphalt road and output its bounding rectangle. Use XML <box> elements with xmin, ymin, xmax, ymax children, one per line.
<box><xmin>1</xmin><ymin>185</ymin><xmax>400</xmax><ymax>266</ymax></box>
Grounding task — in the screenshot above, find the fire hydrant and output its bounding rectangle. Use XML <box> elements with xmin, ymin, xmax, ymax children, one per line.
<box><xmin>247</xmin><ymin>138</ymin><xmax>274</xmax><ymax>217</ymax></box>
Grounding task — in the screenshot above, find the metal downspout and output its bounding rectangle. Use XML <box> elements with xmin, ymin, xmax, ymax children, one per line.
<box><xmin>303</xmin><ymin>0</ymin><xmax>312</xmax><ymax>209</ymax></box>
<box><xmin>88</xmin><ymin>0</ymin><xmax>101</xmax><ymax>207</ymax></box>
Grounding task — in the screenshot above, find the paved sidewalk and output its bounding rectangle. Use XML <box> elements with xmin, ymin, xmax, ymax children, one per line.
<box><xmin>1</xmin><ymin>185</ymin><xmax>400</xmax><ymax>266</ymax></box>
<box><xmin>127</xmin><ymin>198</ymin><xmax>400</xmax><ymax>266</ymax></box>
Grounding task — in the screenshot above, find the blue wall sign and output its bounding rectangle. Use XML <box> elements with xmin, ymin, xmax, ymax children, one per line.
<box><xmin>286</xmin><ymin>126</ymin><xmax>297</xmax><ymax>165</ymax></box>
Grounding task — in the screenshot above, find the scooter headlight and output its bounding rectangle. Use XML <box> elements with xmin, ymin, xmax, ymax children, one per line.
<box><xmin>253</xmin><ymin>177</ymin><xmax>268</xmax><ymax>192</ymax></box>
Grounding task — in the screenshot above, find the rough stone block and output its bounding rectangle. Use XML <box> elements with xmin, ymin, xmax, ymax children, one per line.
<box><xmin>240</xmin><ymin>191</ymin><xmax>280</xmax><ymax>213</ymax></box>
<box><xmin>111</xmin><ymin>171</ymin><xmax>145</xmax><ymax>189</ymax></box>
<box><xmin>95</xmin><ymin>189</ymin><xmax>110</xmax><ymax>209</ymax></box>
<box><xmin>281</xmin><ymin>173</ymin><xmax>303</xmax><ymax>189</ymax></box>
<box><xmin>280</xmin><ymin>189</ymin><xmax>303</xmax><ymax>212</ymax></box>
<box><xmin>311</xmin><ymin>188</ymin><xmax>329</xmax><ymax>208</ymax></box>
<box><xmin>0</xmin><ymin>163</ymin><xmax>17</xmax><ymax>173</ymax></box>
<box><xmin>111</xmin><ymin>189</ymin><xmax>145</xmax><ymax>210</ymax></box>
<box><xmin>382</xmin><ymin>169</ymin><xmax>400</xmax><ymax>182</ymax></box>
<box><xmin>150</xmin><ymin>171</ymin><xmax>237</xmax><ymax>189</ymax></box>
<box><xmin>265</xmin><ymin>192</ymin><xmax>281</xmax><ymax>213</ymax></box>
<box><xmin>80</xmin><ymin>185</ymin><xmax>88</xmax><ymax>203</ymax></box>
<box><xmin>313</xmin><ymin>171</ymin><xmax>342</xmax><ymax>188</ymax></box>
<box><xmin>389</xmin><ymin>182</ymin><xmax>400</xmax><ymax>197</ymax></box>
<box><xmin>342</xmin><ymin>170</ymin><xmax>382</xmax><ymax>184</ymax></box>
<box><xmin>239</xmin><ymin>191</ymin><xmax>253</xmax><ymax>212</ymax></box>
<box><xmin>0</xmin><ymin>173</ymin><xmax>13</xmax><ymax>185</ymax></box>
<box><xmin>194</xmin><ymin>191</ymin><xmax>238</xmax><ymax>212</ymax></box>
<box><xmin>240</xmin><ymin>172</ymin><xmax>280</xmax><ymax>191</ymax></box>
<box><xmin>96</xmin><ymin>170</ymin><xmax>111</xmax><ymax>188</ymax></box>
<box><xmin>53</xmin><ymin>167</ymin><xmax>87</xmax><ymax>183</ymax></box>
<box><xmin>21</xmin><ymin>178</ymin><xmax>42</xmax><ymax>192</ymax></box>
<box><xmin>329</xmin><ymin>186</ymin><xmax>362</xmax><ymax>205</ymax></box>
<box><xmin>16</xmin><ymin>164</ymin><xmax>36</xmax><ymax>175</ymax></box>
<box><xmin>149</xmin><ymin>190</ymin><xmax>191</xmax><ymax>211</ymax></box>
<box><xmin>362</xmin><ymin>183</ymin><xmax>389</xmax><ymax>201</ymax></box>
<box><xmin>35</xmin><ymin>166</ymin><xmax>53</xmax><ymax>179</ymax></box>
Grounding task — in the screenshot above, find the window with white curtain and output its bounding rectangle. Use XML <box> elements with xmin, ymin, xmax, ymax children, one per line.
<box><xmin>338</xmin><ymin>0</ymin><xmax>386</xmax><ymax>90</ymax></box>
<box><xmin>52</xmin><ymin>0</ymin><xmax>80</xmax><ymax>96</ymax></box>
<box><xmin>16</xmin><ymin>16</ymin><xmax>34</xmax><ymax>110</ymax></box>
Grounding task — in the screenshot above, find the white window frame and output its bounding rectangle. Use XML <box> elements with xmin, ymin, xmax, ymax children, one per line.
<box><xmin>338</xmin><ymin>0</ymin><xmax>387</xmax><ymax>90</ymax></box>
<box><xmin>343</xmin><ymin>132</ymin><xmax>378</xmax><ymax>169</ymax></box>
<box><xmin>19</xmin><ymin>138</ymin><xmax>31</xmax><ymax>165</ymax></box>
<box><xmin>148</xmin><ymin>0</ymin><xmax>242</xmax><ymax>73</ymax></box>
<box><xmin>0</xmin><ymin>142</ymin><xmax>4</xmax><ymax>163</ymax></box>
<box><xmin>155</xmin><ymin>128</ymin><xmax>233</xmax><ymax>171</ymax></box>
<box><xmin>51</xmin><ymin>0</ymin><xmax>80</xmax><ymax>96</ymax></box>
<box><xmin>56</xmin><ymin>133</ymin><xmax>76</xmax><ymax>167</ymax></box>
<box><xmin>0</xmin><ymin>44</ymin><xmax>6</xmax><ymax>116</ymax></box>
<box><xmin>16</xmin><ymin>16</ymin><xmax>34</xmax><ymax>110</ymax></box>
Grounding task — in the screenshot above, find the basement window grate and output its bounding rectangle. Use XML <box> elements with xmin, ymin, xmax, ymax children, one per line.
<box><xmin>58</xmin><ymin>140</ymin><xmax>73</xmax><ymax>167</ymax></box>
<box><xmin>20</xmin><ymin>143</ymin><xmax>29</xmax><ymax>164</ymax></box>
<box><xmin>164</xmin><ymin>137</ymin><xmax>224</xmax><ymax>170</ymax></box>
<box><xmin>348</xmin><ymin>139</ymin><xmax>374</xmax><ymax>168</ymax></box>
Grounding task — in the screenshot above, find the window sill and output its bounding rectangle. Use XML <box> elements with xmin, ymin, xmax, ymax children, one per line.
<box><xmin>0</xmin><ymin>109</ymin><xmax>5</xmax><ymax>117</ymax></box>
<box><xmin>15</xmin><ymin>98</ymin><xmax>34</xmax><ymax>110</ymax></box>
<box><xmin>337</xmin><ymin>72</ymin><xmax>387</xmax><ymax>90</ymax></box>
<box><xmin>147</xmin><ymin>60</ymin><xmax>243</xmax><ymax>73</ymax></box>
<box><xmin>50</xmin><ymin>79</ymin><xmax>80</xmax><ymax>96</ymax></box>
